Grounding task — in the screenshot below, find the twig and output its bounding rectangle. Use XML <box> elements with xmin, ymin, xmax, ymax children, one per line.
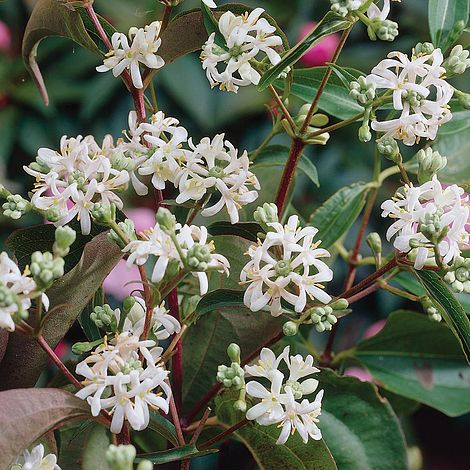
<box><xmin>199</xmin><ymin>418</ymin><xmax>249</xmax><ymax>450</ymax></box>
<box><xmin>168</xmin><ymin>288</ymin><xmax>183</xmax><ymax>413</ymax></box>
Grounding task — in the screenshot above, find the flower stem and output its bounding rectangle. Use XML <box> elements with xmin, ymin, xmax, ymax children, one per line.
<box><xmin>85</xmin><ymin>4</ymin><xmax>112</xmax><ymax>49</ymax></box>
<box><xmin>168</xmin><ymin>288</ymin><xmax>183</xmax><ymax>413</ymax></box>
<box><xmin>199</xmin><ymin>418</ymin><xmax>249</xmax><ymax>450</ymax></box>
<box><xmin>267</xmin><ymin>85</ymin><xmax>296</xmax><ymax>131</ymax></box>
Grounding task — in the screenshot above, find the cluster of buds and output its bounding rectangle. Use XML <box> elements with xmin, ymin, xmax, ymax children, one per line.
<box><xmin>91</xmin><ymin>304</ymin><xmax>119</xmax><ymax>332</ymax></box>
<box><xmin>330</xmin><ymin>0</ymin><xmax>363</xmax><ymax>17</ymax></box>
<box><xmin>421</xmin><ymin>296</ymin><xmax>442</xmax><ymax>322</ymax></box>
<box><xmin>443</xmin><ymin>45</ymin><xmax>470</xmax><ymax>76</ymax></box>
<box><xmin>444</xmin><ymin>256</ymin><xmax>470</xmax><ymax>294</ymax></box>
<box><xmin>418</xmin><ymin>211</ymin><xmax>448</xmax><ymax>245</ymax></box>
<box><xmin>350</xmin><ymin>76</ymin><xmax>376</xmax><ymax>106</ymax></box>
<box><xmin>283</xmin><ymin>104</ymin><xmax>330</xmax><ymax>145</ymax></box>
<box><xmin>417</xmin><ymin>148</ymin><xmax>447</xmax><ymax>184</ymax></box>
<box><xmin>106</xmin><ymin>444</ymin><xmax>152</xmax><ymax>470</ymax></box>
<box><xmin>366</xmin><ymin>17</ymin><xmax>398</xmax><ymax>42</ymax></box>
<box><xmin>108</xmin><ymin>218</ymin><xmax>137</xmax><ymax>248</ymax></box>
<box><xmin>310</xmin><ymin>299</ymin><xmax>349</xmax><ymax>333</ymax></box>
<box><xmin>216</xmin><ymin>343</ymin><xmax>247</xmax><ymax>412</ymax></box>
<box><xmin>377</xmin><ymin>136</ymin><xmax>401</xmax><ymax>164</ymax></box>
<box><xmin>30</xmin><ymin>252</ymin><xmax>65</xmax><ymax>290</ymax></box>
<box><xmin>2</xmin><ymin>194</ymin><xmax>31</xmax><ymax>220</ymax></box>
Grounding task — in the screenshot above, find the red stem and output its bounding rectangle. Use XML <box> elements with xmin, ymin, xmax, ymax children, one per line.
<box><xmin>199</xmin><ymin>418</ymin><xmax>249</xmax><ymax>450</ymax></box>
<box><xmin>275</xmin><ymin>138</ymin><xmax>305</xmax><ymax>215</ymax></box>
<box><xmin>116</xmin><ymin>423</ymin><xmax>130</xmax><ymax>445</ymax></box>
<box><xmin>85</xmin><ymin>4</ymin><xmax>112</xmax><ymax>49</ymax></box>
<box><xmin>168</xmin><ymin>288</ymin><xmax>183</xmax><ymax>413</ymax></box>
<box><xmin>139</xmin><ymin>265</ymin><xmax>154</xmax><ymax>342</ymax></box>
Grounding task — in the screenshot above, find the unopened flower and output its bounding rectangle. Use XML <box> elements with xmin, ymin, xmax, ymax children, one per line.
<box><xmin>241</xmin><ymin>215</ymin><xmax>333</xmax><ymax>316</ymax></box>
<box><xmin>444</xmin><ymin>256</ymin><xmax>470</xmax><ymax>293</ymax></box>
<box><xmin>97</xmin><ymin>22</ymin><xmax>165</xmax><ymax>89</ymax></box>
<box><xmin>13</xmin><ymin>444</ymin><xmax>61</xmax><ymax>470</ymax></box>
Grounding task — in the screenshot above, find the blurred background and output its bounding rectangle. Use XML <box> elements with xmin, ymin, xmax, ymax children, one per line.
<box><xmin>0</xmin><ymin>0</ymin><xmax>468</xmax><ymax>468</ymax></box>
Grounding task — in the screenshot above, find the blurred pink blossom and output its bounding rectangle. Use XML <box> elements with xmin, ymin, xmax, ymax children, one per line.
<box><xmin>104</xmin><ymin>207</ymin><xmax>156</xmax><ymax>300</ymax></box>
<box><xmin>0</xmin><ymin>21</ymin><xmax>12</xmax><ymax>52</ymax></box>
<box><xmin>344</xmin><ymin>367</ymin><xmax>373</xmax><ymax>382</ymax></box>
<box><xmin>298</xmin><ymin>22</ymin><xmax>340</xmax><ymax>67</ymax></box>
<box><xmin>364</xmin><ymin>319</ymin><xmax>386</xmax><ymax>339</ymax></box>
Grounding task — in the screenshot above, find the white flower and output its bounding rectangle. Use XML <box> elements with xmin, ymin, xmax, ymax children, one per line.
<box><xmin>200</xmin><ymin>8</ymin><xmax>282</xmax><ymax>92</ymax></box>
<box><xmin>14</xmin><ymin>444</ymin><xmax>61</xmax><ymax>470</ymax></box>
<box><xmin>75</xmin><ymin>331</ymin><xmax>171</xmax><ymax>434</ymax></box>
<box><xmin>177</xmin><ymin>134</ymin><xmax>260</xmax><ymax>224</ymax></box>
<box><xmin>244</xmin><ymin>347</ymin><xmax>324</xmax><ymax>445</ymax></box>
<box><xmin>96</xmin><ymin>21</ymin><xmax>165</xmax><ymax>89</ymax></box>
<box><xmin>367</xmin><ymin>48</ymin><xmax>453</xmax><ymax>145</ymax></box>
<box><xmin>241</xmin><ymin>215</ymin><xmax>332</xmax><ymax>316</ymax></box>
<box><xmin>381</xmin><ymin>177</ymin><xmax>469</xmax><ymax>269</ymax></box>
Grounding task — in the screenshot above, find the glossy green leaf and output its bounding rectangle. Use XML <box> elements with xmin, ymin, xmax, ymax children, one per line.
<box><xmin>439</xmin><ymin>110</ymin><xmax>470</xmax><ymax>135</ymax></box>
<box><xmin>275</xmin><ymin>67</ymin><xmax>363</xmax><ymax>119</ymax></box>
<box><xmin>414</xmin><ymin>270</ymin><xmax>470</xmax><ymax>362</ymax></box>
<box><xmin>252</xmin><ymin>145</ymin><xmax>319</xmax><ymax>187</ymax></box>
<box><xmin>148</xmin><ymin>412</ymin><xmax>179</xmax><ymax>447</ymax></box>
<box><xmin>354</xmin><ymin>310</ymin><xmax>470</xmax><ymax>416</ymax></box>
<box><xmin>207</xmin><ymin>222</ymin><xmax>262</xmax><ymax>242</ymax></box>
<box><xmin>182</xmin><ymin>306</ymin><xmax>283</xmax><ymax>412</ymax></box>
<box><xmin>319</xmin><ymin>369</ymin><xmax>407</xmax><ymax>470</ymax></box>
<box><xmin>0</xmin><ymin>388</ymin><xmax>91</xmax><ymax>469</ymax></box>
<box><xmin>309</xmin><ymin>183</ymin><xmax>369</xmax><ymax>249</ymax></box>
<box><xmin>428</xmin><ymin>0</ymin><xmax>469</xmax><ymax>51</ymax></box>
<box><xmin>216</xmin><ymin>391</ymin><xmax>337</xmax><ymax>470</ymax></box>
<box><xmin>82</xmin><ymin>425</ymin><xmax>111</xmax><ymax>470</ymax></box>
<box><xmin>258</xmin><ymin>12</ymin><xmax>352</xmax><ymax>90</ymax></box>
<box><xmin>136</xmin><ymin>445</ymin><xmax>217</xmax><ymax>464</ymax></box>
<box><xmin>0</xmin><ymin>233</ymin><xmax>123</xmax><ymax>390</ymax></box>
<box><xmin>196</xmin><ymin>289</ymin><xmax>245</xmax><ymax>316</ymax></box>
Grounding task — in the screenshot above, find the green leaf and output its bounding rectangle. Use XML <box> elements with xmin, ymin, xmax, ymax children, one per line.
<box><xmin>78</xmin><ymin>289</ymin><xmax>103</xmax><ymax>342</ymax></box>
<box><xmin>22</xmin><ymin>0</ymin><xmax>100</xmax><ymax>105</ymax></box>
<box><xmin>309</xmin><ymin>183</ymin><xmax>369</xmax><ymax>249</ymax></box>
<box><xmin>439</xmin><ymin>109</ymin><xmax>470</xmax><ymax>135</ymax></box>
<box><xmin>196</xmin><ymin>289</ymin><xmax>245</xmax><ymax>316</ymax></box>
<box><xmin>414</xmin><ymin>270</ymin><xmax>470</xmax><ymax>362</ymax></box>
<box><xmin>0</xmin><ymin>388</ymin><xmax>91</xmax><ymax>469</ymax></box>
<box><xmin>207</xmin><ymin>222</ymin><xmax>262</xmax><ymax>242</ymax></box>
<box><xmin>136</xmin><ymin>445</ymin><xmax>217</xmax><ymax>464</ymax></box>
<box><xmin>252</xmin><ymin>145</ymin><xmax>319</xmax><ymax>187</ymax></box>
<box><xmin>182</xmin><ymin>306</ymin><xmax>283</xmax><ymax>412</ymax></box>
<box><xmin>275</xmin><ymin>67</ymin><xmax>363</xmax><ymax>119</ymax></box>
<box><xmin>0</xmin><ymin>233</ymin><xmax>123</xmax><ymax>390</ymax></box>
<box><xmin>216</xmin><ymin>391</ymin><xmax>337</xmax><ymax>470</ymax></box>
<box><xmin>354</xmin><ymin>310</ymin><xmax>470</xmax><ymax>416</ymax></box>
<box><xmin>147</xmin><ymin>411</ymin><xmax>179</xmax><ymax>447</ymax></box>
<box><xmin>428</xmin><ymin>0</ymin><xmax>469</xmax><ymax>52</ymax></box>
<box><xmin>319</xmin><ymin>370</ymin><xmax>407</xmax><ymax>470</ymax></box>
<box><xmin>258</xmin><ymin>12</ymin><xmax>352</xmax><ymax>91</ymax></box>
<box><xmin>82</xmin><ymin>425</ymin><xmax>111</xmax><ymax>470</ymax></box>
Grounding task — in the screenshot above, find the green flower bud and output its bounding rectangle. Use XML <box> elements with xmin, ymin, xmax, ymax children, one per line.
<box><xmin>106</xmin><ymin>444</ymin><xmax>136</xmax><ymax>470</ymax></box>
<box><xmin>72</xmin><ymin>340</ymin><xmax>101</xmax><ymax>355</ymax></box>
<box><xmin>53</xmin><ymin>226</ymin><xmax>76</xmax><ymax>257</ymax></box>
<box><xmin>110</xmin><ymin>150</ymin><xmax>136</xmax><ymax>172</ymax></box>
<box><xmin>123</xmin><ymin>296</ymin><xmax>136</xmax><ymax>314</ymax></box>
<box><xmin>309</xmin><ymin>306</ymin><xmax>338</xmax><ymax>332</ymax></box>
<box><xmin>330</xmin><ymin>0</ymin><xmax>359</xmax><ymax>17</ymax></box>
<box><xmin>186</xmin><ymin>244</ymin><xmax>211</xmax><ymax>271</ymax></box>
<box><xmin>454</xmin><ymin>89</ymin><xmax>470</xmax><ymax>110</ymax></box>
<box><xmin>281</xmin><ymin>118</ymin><xmax>298</xmax><ymax>140</ymax></box>
<box><xmin>90</xmin><ymin>304</ymin><xmax>118</xmax><ymax>332</ymax></box>
<box><xmin>234</xmin><ymin>399</ymin><xmax>247</xmax><ymax>412</ymax></box>
<box><xmin>419</xmin><ymin>211</ymin><xmax>448</xmax><ymax>244</ymax></box>
<box><xmin>136</xmin><ymin>461</ymin><xmax>153</xmax><ymax>470</ymax></box>
<box><xmin>156</xmin><ymin>207</ymin><xmax>176</xmax><ymax>234</ymax></box>
<box><xmin>377</xmin><ymin>137</ymin><xmax>401</xmax><ymax>163</ymax></box>
<box><xmin>108</xmin><ymin>219</ymin><xmax>137</xmax><ymax>248</ymax></box>
<box><xmin>217</xmin><ymin>362</ymin><xmax>245</xmax><ymax>389</ymax></box>
<box><xmin>30</xmin><ymin>251</ymin><xmax>64</xmax><ymax>289</ymax></box>
<box><xmin>414</xmin><ymin>42</ymin><xmax>435</xmax><ymax>56</ymax></box>
<box><xmin>227</xmin><ymin>343</ymin><xmax>241</xmax><ymax>363</ymax></box>
<box><xmin>254</xmin><ymin>203</ymin><xmax>279</xmax><ymax>231</ymax></box>
<box><xmin>444</xmin><ymin>256</ymin><xmax>470</xmax><ymax>294</ymax></box>
<box><xmin>358</xmin><ymin>124</ymin><xmax>372</xmax><ymax>143</ymax></box>
<box><xmin>45</xmin><ymin>207</ymin><xmax>62</xmax><ymax>223</ymax></box>
<box><xmin>329</xmin><ymin>298</ymin><xmax>349</xmax><ymax>310</ymax></box>
<box><xmin>421</xmin><ymin>296</ymin><xmax>442</xmax><ymax>322</ymax></box>
<box><xmin>303</xmin><ymin>128</ymin><xmax>330</xmax><ymax>145</ymax></box>
<box><xmin>366</xmin><ymin>232</ymin><xmax>382</xmax><ymax>256</ymax></box>
<box><xmin>368</xmin><ymin>19</ymin><xmax>399</xmax><ymax>42</ymax></box>
<box><xmin>417</xmin><ymin>148</ymin><xmax>447</xmax><ymax>184</ymax></box>
<box><xmin>2</xmin><ymin>194</ymin><xmax>31</xmax><ymax>220</ymax></box>
<box><xmin>91</xmin><ymin>203</ymin><xmax>116</xmax><ymax>226</ymax></box>
<box><xmin>349</xmin><ymin>76</ymin><xmax>376</xmax><ymax>106</ymax></box>
<box><xmin>296</xmin><ymin>105</ymin><xmax>329</xmax><ymax>127</ymax></box>
<box><xmin>444</xmin><ymin>45</ymin><xmax>470</xmax><ymax>75</ymax></box>
<box><xmin>283</xmin><ymin>321</ymin><xmax>299</xmax><ymax>336</ymax></box>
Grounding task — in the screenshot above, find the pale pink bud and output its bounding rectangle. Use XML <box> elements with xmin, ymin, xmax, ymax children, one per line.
<box><xmin>0</xmin><ymin>21</ymin><xmax>12</xmax><ymax>53</ymax></box>
<box><xmin>298</xmin><ymin>22</ymin><xmax>340</xmax><ymax>67</ymax></box>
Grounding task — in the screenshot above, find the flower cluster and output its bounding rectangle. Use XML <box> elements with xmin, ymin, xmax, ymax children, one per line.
<box><xmin>75</xmin><ymin>332</ymin><xmax>171</xmax><ymax>434</ymax></box>
<box><xmin>241</xmin><ymin>213</ymin><xmax>333</xmax><ymax>316</ymax></box>
<box><xmin>0</xmin><ymin>252</ymin><xmax>49</xmax><ymax>332</ymax></box>
<box><xmin>244</xmin><ymin>346</ymin><xmax>324</xmax><ymax>445</ymax></box>
<box><xmin>24</xmin><ymin>135</ymin><xmax>130</xmax><ymax>235</ymax></box>
<box><xmin>381</xmin><ymin>177</ymin><xmax>469</xmax><ymax>269</ymax></box>
<box><xmin>124</xmin><ymin>212</ymin><xmax>230</xmax><ymax>295</ymax></box>
<box><xmin>201</xmin><ymin>8</ymin><xmax>283</xmax><ymax>92</ymax></box>
<box><xmin>367</xmin><ymin>47</ymin><xmax>453</xmax><ymax>146</ymax></box>
<box><xmin>97</xmin><ymin>21</ymin><xmax>165</xmax><ymax>89</ymax></box>
<box><xmin>11</xmin><ymin>444</ymin><xmax>60</xmax><ymax>470</ymax></box>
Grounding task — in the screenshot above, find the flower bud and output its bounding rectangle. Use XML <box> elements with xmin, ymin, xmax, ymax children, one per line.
<box><xmin>108</xmin><ymin>219</ymin><xmax>137</xmax><ymax>248</ymax></box>
<box><xmin>366</xmin><ymin>232</ymin><xmax>382</xmax><ymax>255</ymax></box>
<box><xmin>281</xmin><ymin>118</ymin><xmax>298</xmax><ymax>139</ymax></box>
<box><xmin>72</xmin><ymin>341</ymin><xmax>97</xmax><ymax>355</ymax></box>
<box><xmin>227</xmin><ymin>343</ymin><xmax>241</xmax><ymax>363</ymax></box>
<box><xmin>358</xmin><ymin>124</ymin><xmax>372</xmax><ymax>143</ymax></box>
<box><xmin>349</xmin><ymin>76</ymin><xmax>376</xmax><ymax>106</ymax></box>
<box><xmin>254</xmin><ymin>203</ymin><xmax>279</xmax><ymax>230</ymax></box>
<box><xmin>30</xmin><ymin>251</ymin><xmax>64</xmax><ymax>289</ymax></box>
<box><xmin>444</xmin><ymin>45</ymin><xmax>470</xmax><ymax>75</ymax></box>
<box><xmin>309</xmin><ymin>306</ymin><xmax>337</xmax><ymax>332</ymax></box>
<box><xmin>421</xmin><ymin>296</ymin><xmax>442</xmax><ymax>322</ymax></box>
<box><xmin>186</xmin><ymin>244</ymin><xmax>211</xmax><ymax>271</ymax></box>
<box><xmin>330</xmin><ymin>0</ymin><xmax>360</xmax><ymax>17</ymax></box>
<box><xmin>0</xmin><ymin>283</ymin><xmax>16</xmax><ymax>310</ymax></box>
<box><xmin>377</xmin><ymin>137</ymin><xmax>401</xmax><ymax>163</ymax></box>
<box><xmin>90</xmin><ymin>304</ymin><xmax>118</xmax><ymax>332</ymax></box>
<box><xmin>136</xmin><ymin>461</ymin><xmax>153</xmax><ymax>470</ymax></box>
<box><xmin>217</xmin><ymin>362</ymin><xmax>244</xmax><ymax>389</ymax></box>
<box><xmin>234</xmin><ymin>399</ymin><xmax>247</xmax><ymax>412</ymax></box>
<box><xmin>417</xmin><ymin>148</ymin><xmax>447</xmax><ymax>184</ymax></box>
<box><xmin>329</xmin><ymin>298</ymin><xmax>349</xmax><ymax>311</ymax></box>
<box><xmin>283</xmin><ymin>321</ymin><xmax>299</xmax><ymax>336</ymax></box>
<box><xmin>419</xmin><ymin>211</ymin><xmax>448</xmax><ymax>244</ymax></box>
<box><xmin>123</xmin><ymin>295</ymin><xmax>136</xmax><ymax>314</ymax></box>
<box><xmin>91</xmin><ymin>202</ymin><xmax>116</xmax><ymax>226</ymax></box>
<box><xmin>2</xmin><ymin>194</ymin><xmax>30</xmax><ymax>220</ymax></box>
<box><xmin>368</xmin><ymin>19</ymin><xmax>399</xmax><ymax>42</ymax></box>
<box><xmin>414</xmin><ymin>42</ymin><xmax>435</xmax><ymax>57</ymax></box>
<box><xmin>106</xmin><ymin>444</ymin><xmax>136</xmax><ymax>470</ymax></box>
<box><xmin>53</xmin><ymin>226</ymin><xmax>76</xmax><ymax>257</ymax></box>
<box><xmin>45</xmin><ymin>207</ymin><xmax>62</xmax><ymax>223</ymax></box>
<box><xmin>156</xmin><ymin>207</ymin><xmax>176</xmax><ymax>234</ymax></box>
<box><xmin>444</xmin><ymin>256</ymin><xmax>470</xmax><ymax>294</ymax></box>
